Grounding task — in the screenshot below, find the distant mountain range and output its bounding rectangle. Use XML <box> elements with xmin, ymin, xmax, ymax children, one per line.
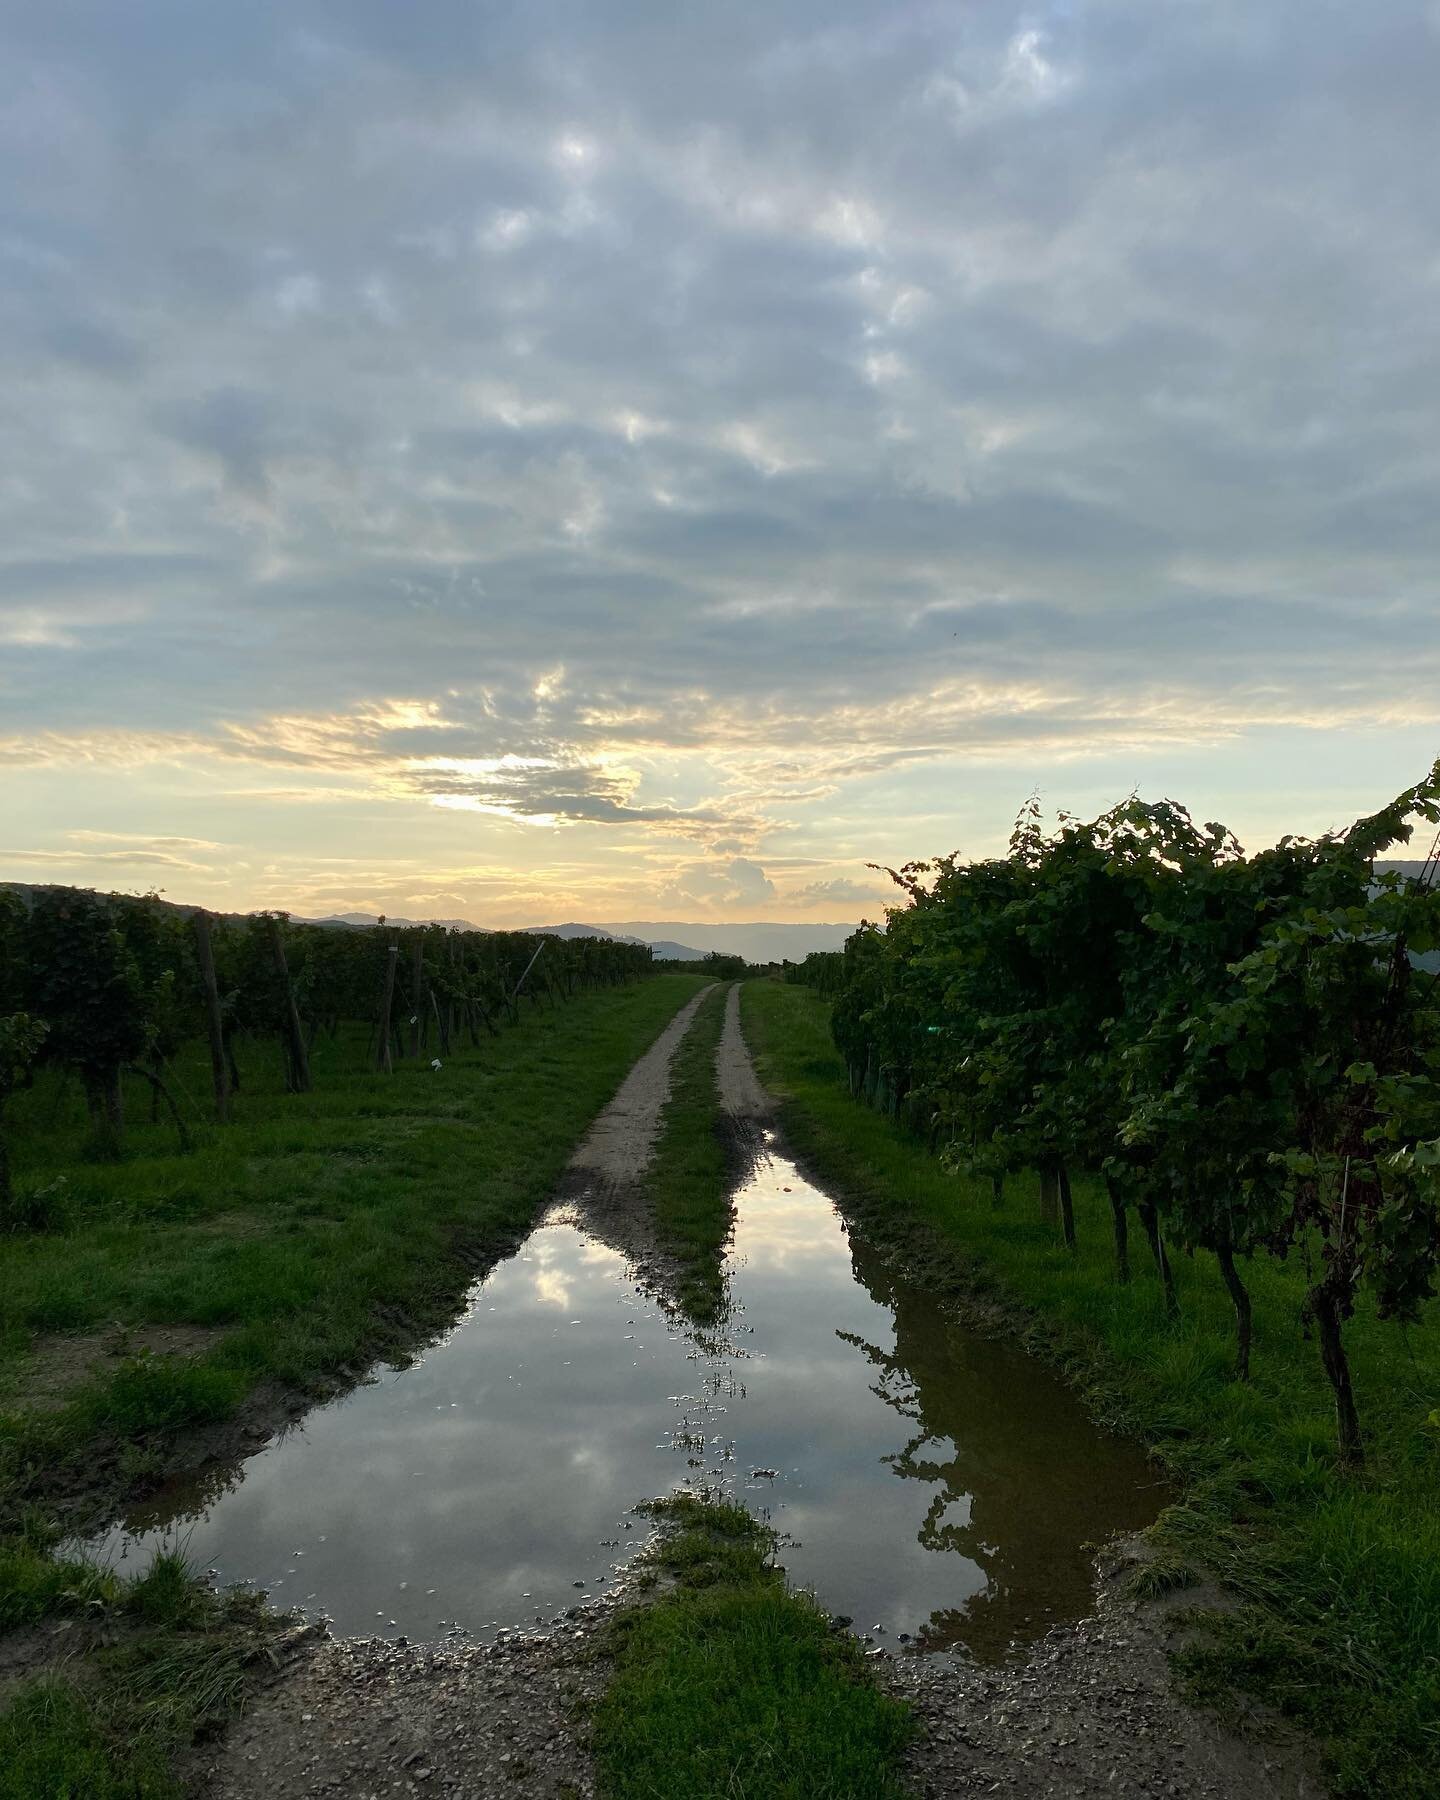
<box><xmin>548</xmin><ymin>920</ymin><xmax>858</xmax><ymax>963</ymax></box>
<box><xmin>317</xmin><ymin>912</ymin><xmax>706</xmax><ymax>957</ymax></box>
<box><xmin>320</xmin><ymin>910</ymin><xmax>485</xmax><ymax>935</ymax></box>
<box><xmin>519</xmin><ymin>922</ymin><xmax>706</xmax><ymax>960</ymax></box>
<box><xmin>322</xmin><ymin>913</ymin><xmax>857</xmax><ymax>962</ymax></box>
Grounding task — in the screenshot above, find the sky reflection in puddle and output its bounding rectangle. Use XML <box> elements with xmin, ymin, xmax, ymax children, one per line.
<box><xmin>83</xmin><ymin>1134</ymin><xmax>1164</xmax><ymax>1658</ymax></box>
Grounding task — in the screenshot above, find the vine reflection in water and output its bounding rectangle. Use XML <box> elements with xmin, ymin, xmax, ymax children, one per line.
<box><xmin>83</xmin><ymin>1134</ymin><xmax>1163</xmax><ymax>1658</ymax></box>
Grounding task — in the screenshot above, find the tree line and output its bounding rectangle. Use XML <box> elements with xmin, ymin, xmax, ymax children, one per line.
<box><xmin>0</xmin><ymin>889</ymin><xmax>653</xmax><ymax>1208</ymax></box>
<box><xmin>789</xmin><ymin>765</ymin><xmax>1440</xmax><ymax>1464</ymax></box>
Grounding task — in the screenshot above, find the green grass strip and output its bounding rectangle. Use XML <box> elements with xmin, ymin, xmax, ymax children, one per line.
<box><xmin>593</xmin><ymin>1497</ymin><xmax>913</xmax><ymax>1800</ymax></box>
<box><xmin>646</xmin><ymin>983</ymin><xmax>733</xmax><ymax>1324</ymax></box>
<box><xmin>743</xmin><ymin>979</ymin><xmax>1440</xmax><ymax>1800</ymax></box>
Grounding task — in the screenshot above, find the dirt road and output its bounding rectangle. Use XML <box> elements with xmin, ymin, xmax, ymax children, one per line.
<box><xmin>203</xmin><ymin>986</ymin><xmax>1318</xmax><ymax>1800</ymax></box>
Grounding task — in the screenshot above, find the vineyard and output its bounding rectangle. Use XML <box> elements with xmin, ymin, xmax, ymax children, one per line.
<box><xmin>0</xmin><ymin>889</ymin><xmax>652</xmax><ymax>1219</ymax></box>
<box><xmin>789</xmin><ymin>763</ymin><xmax>1440</xmax><ymax>1465</ymax></box>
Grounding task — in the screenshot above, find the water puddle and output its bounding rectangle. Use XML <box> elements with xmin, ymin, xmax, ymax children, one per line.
<box><xmin>83</xmin><ymin>1135</ymin><xmax>1164</xmax><ymax>1659</ymax></box>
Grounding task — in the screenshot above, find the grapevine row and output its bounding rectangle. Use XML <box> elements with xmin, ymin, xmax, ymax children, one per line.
<box><xmin>789</xmin><ymin>764</ymin><xmax>1440</xmax><ymax>1463</ymax></box>
<box><xmin>0</xmin><ymin>891</ymin><xmax>652</xmax><ymax>1197</ymax></box>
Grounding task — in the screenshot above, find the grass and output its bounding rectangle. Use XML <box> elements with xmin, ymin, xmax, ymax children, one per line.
<box><xmin>743</xmin><ymin>979</ymin><xmax>1440</xmax><ymax>1800</ymax></box>
<box><xmin>0</xmin><ymin>974</ymin><xmax>706</xmax><ymax>1520</ymax></box>
<box><xmin>594</xmin><ymin>1496</ymin><xmax>913</xmax><ymax>1800</ymax></box>
<box><xmin>0</xmin><ymin>1535</ymin><xmax>280</xmax><ymax>1800</ymax></box>
<box><xmin>646</xmin><ymin>982</ymin><xmax>734</xmax><ymax>1323</ymax></box>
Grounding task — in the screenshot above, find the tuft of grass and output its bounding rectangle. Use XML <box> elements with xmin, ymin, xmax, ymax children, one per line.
<box><xmin>646</xmin><ymin>985</ymin><xmax>735</xmax><ymax>1324</ymax></box>
<box><xmin>594</xmin><ymin>1497</ymin><xmax>914</xmax><ymax>1800</ymax></box>
<box><xmin>744</xmin><ymin>980</ymin><xmax>1440</xmax><ymax>1800</ymax></box>
<box><xmin>91</xmin><ymin>1354</ymin><xmax>247</xmax><ymax>1438</ymax></box>
<box><xmin>0</xmin><ymin>1541</ymin><xmax>118</xmax><ymax>1630</ymax></box>
<box><xmin>0</xmin><ymin>1548</ymin><xmax>278</xmax><ymax>1799</ymax></box>
<box><xmin>1119</xmin><ymin>1549</ymin><xmax>1201</xmax><ymax>1602</ymax></box>
<box><xmin>123</xmin><ymin>1549</ymin><xmax>204</xmax><ymax>1628</ymax></box>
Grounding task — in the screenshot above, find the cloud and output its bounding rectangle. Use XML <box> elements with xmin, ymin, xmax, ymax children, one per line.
<box><xmin>404</xmin><ymin>755</ymin><xmax>732</xmax><ymax>833</ymax></box>
<box><xmin>2</xmin><ymin>848</ymin><xmax>210</xmax><ymax>872</ymax></box>
<box><xmin>788</xmin><ymin>876</ymin><xmax>891</xmax><ymax>909</ymax></box>
<box><xmin>67</xmin><ymin>831</ymin><xmax>225</xmax><ymax>851</ymax></box>
<box><xmin>659</xmin><ymin>857</ymin><xmax>776</xmax><ymax>910</ymax></box>
<box><xmin>1</xmin><ymin>0</ymin><xmax>1438</xmax><ymax>917</ymax></box>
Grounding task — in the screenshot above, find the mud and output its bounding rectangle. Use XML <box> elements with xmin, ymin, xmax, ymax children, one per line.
<box><xmin>884</xmin><ymin>1548</ymin><xmax>1318</xmax><ymax>1798</ymax></box>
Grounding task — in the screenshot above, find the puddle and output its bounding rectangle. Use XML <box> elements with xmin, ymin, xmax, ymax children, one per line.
<box><xmin>81</xmin><ymin>1136</ymin><xmax>1164</xmax><ymax>1659</ymax></box>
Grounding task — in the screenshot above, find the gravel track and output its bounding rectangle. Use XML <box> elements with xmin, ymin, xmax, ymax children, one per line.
<box><xmin>206</xmin><ymin>984</ymin><xmax>1320</xmax><ymax>1800</ymax></box>
<box><xmin>544</xmin><ymin>981</ymin><xmax>717</xmax><ymax>1297</ymax></box>
<box><xmin>565</xmin><ymin>984</ymin><xmax>716</xmax><ymax>1188</ymax></box>
<box><xmin>714</xmin><ymin>981</ymin><xmax>770</xmax><ymax>1165</ymax></box>
<box><xmin>202</xmin><ymin>1611</ymin><xmax>614</xmax><ymax>1800</ymax></box>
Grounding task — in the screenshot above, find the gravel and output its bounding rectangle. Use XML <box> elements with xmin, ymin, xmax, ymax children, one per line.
<box><xmin>880</xmin><ymin>1551</ymin><xmax>1321</xmax><ymax>1798</ymax></box>
<box><xmin>204</xmin><ymin>1618</ymin><xmax>608</xmax><ymax>1799</ymax></box>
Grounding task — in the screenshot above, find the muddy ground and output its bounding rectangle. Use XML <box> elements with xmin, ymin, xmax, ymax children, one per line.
<box><xmin>103</xmin><ymin>986</ymin><xmax>1327</xmax><ymax>1797</ymax></box>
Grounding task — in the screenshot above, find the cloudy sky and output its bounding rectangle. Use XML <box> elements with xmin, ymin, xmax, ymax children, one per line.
<box><xmin>3</xmin><ymin>1</ymin><xmax>1439</xmax><ymax>926</ymax></box>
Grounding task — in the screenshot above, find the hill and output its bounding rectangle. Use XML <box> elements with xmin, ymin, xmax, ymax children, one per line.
<box><xmin>522</xmin><ymin>922</ymin><xmax>705</xmax><ymax>960</ymax></box>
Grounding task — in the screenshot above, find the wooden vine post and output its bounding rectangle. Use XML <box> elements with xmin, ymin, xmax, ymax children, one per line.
<box><xmin>409</xmin><ymin>934</ymin><xmax>425</xmax><ymax>1059</ymax></box>
<box><xmin>193</xmin><ymin>911</ymin><xmax>229</xmax><ymax>1122</ymax></box>
<box><xmin>266</xmin><ymin>915</ymin><xmax>311</xmax><ymax>1093</ymax></box>
<box><xmin>376</xmin><ymin>944</ymin><xmax>399</xmax><ymax>1073</ymax></box>
<box><xmin>1057</xmin><ymin>1163</ymin><xmax>1078</xmax><ymax>1251</ymax></box>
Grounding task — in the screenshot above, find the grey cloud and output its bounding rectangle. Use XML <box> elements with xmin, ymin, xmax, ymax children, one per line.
<box><xmin>399</xmin><ymin>758</ymin><xmax>740</xmax><ymax>837</ymax></box>
<box><xmin>155</xmin><ymin>388</ymin><xmax>277</xmax><ymax>502</ymax></box>
<box><xmin>43</xmin><ymin>319</ymin><xmax>144</xmax><ymax>375</ymax></box>
<box><xmin>789</xmin><ymin>876</ymin><xmax>889</xmax><ymax>907</ymax></box>
<box><xmin>1</xmin><ymin>0</ymin><xmax>1437</xmax><ymax>817</ymax></box>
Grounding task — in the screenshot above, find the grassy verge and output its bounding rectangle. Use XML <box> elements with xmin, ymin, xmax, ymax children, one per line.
<box><xmin>743</xmin><ymin>980</ymin><xmax>1440</xmax><ymax>1800</ymax></box>
<box><xmin>1</xmin><ymin>1531</ymin><xmax>290</xmax><ymax>1799</ymax></box>
<box><xmin>646</xmin><ymin>983</ymin><xmax>733</xmax><ymax>1323</ymax></box>
<box><xmin>593</xmin><ymin>1496</ymin><xmax>913</xmax><ymax>1799</ymax></box>
<box><xmin>0</xmin><ymin>973</ymin><xmax>706</xmax><ymax>1521</ymax></box>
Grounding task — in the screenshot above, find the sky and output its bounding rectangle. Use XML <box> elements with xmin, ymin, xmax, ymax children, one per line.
<box><xmin>2</xmin><ymin>1</ymin><xmax>1439</xmax><ymax>930</ymax></box>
